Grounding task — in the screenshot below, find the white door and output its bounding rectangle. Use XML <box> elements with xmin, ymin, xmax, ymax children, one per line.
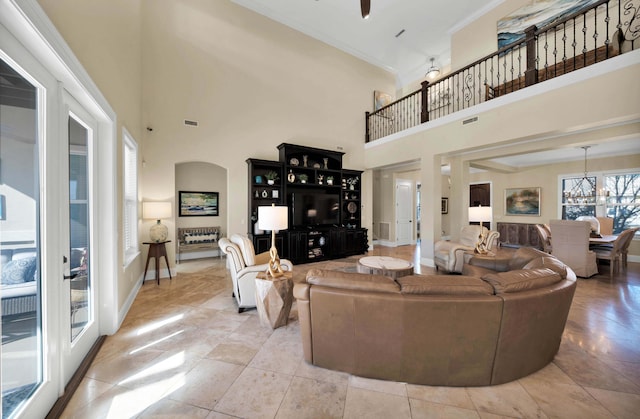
<box><xmin>60</xmin><ymin>95</ymin><xmax>100</xmax><ymax>384</ymax></box>
<box><xmin>396</xmin><ymin>180</ymin><xmax>413</xmax><ymax>245</ymax></box>
<box><xmin>1</xmin><ymin>38</ymin><xmax>60</xmax><ymax>419</ymax></box>
<box><xmin>1</xmin><ymin>28</ymin><xmax>100</xmax><ymax>419</ymax></box>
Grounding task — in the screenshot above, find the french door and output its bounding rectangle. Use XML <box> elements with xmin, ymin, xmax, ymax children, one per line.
<box><xmin>1</xmin><ymin>26</ymin><xmax>99</xmax><ymax>419</ymax></box>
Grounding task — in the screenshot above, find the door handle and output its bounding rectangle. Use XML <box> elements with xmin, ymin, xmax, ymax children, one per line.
<box><xmin>64</xmin><ymin>273</ymin><xmax>78</xmax><ymax>280</ymax></box>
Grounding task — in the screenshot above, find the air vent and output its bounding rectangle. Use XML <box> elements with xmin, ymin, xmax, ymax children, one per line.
<box><xmin>184</xmin><ymin>120</ymin><xmax>198</xmax><ymax>127</ymax></box>
<box><xmin>463</xmin><ymin>117</ymin><xmax>478</xmax><ymax>125</ymax></box>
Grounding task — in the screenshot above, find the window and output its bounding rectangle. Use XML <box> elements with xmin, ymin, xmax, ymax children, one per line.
<box><xmin>561</xmin><ymin>171</ymin><xmax>639</xmax><ymax>235</ymax></box>
<box><xmin>561</xmin><ymin>175</ymin><xmax>597</xmax><ymax>220</ymax></box>
<box><xmin>604</xmin><ymin>173</ymin><xmax>640</xmax><ymax>234</ymax></box>
<box><xmin>123</xmin><ymin>130</ymin><xmax>138</xmax><ymax>263</ymax></box>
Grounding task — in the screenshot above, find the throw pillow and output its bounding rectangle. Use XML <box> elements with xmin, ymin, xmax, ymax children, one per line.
<box><xmin>1</xmin><ymin>256</ymin><xmax>37</xmax><ymax>285</ymax></box>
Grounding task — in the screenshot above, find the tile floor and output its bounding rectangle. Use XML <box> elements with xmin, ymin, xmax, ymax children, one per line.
<box><xmin>61</xmin><ymin>245</ymin><xmax>640</xmax><ymax>418</ymax></box>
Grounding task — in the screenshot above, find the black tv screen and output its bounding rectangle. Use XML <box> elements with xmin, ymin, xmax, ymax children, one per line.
<box><xmin>290</xmin><ymin>191</ymin><xmax>340</xmax><ymax>227</ymax></box>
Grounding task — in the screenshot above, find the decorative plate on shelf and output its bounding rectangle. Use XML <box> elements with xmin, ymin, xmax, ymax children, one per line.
<box><xmin>347</xmin><ymin>202</ymin><xmax>357</xmax><ymax>214</ymax></box>
<box><xmin>290</xmin><ymin>158</ymin><xmax>299</xmax><ymax>166</ymax></box>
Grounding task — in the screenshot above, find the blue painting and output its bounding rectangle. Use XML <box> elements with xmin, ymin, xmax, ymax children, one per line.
<box><xmin>498</xmin><ymin>0</ymin><xmax>602</xmax><ymax>49</ymax></box>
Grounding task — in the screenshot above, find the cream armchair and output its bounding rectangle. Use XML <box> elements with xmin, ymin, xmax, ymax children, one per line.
<box><xmin>230</xmin><ymin>234</ymin><xmax>271</xmax><ymax>266</ymax></box>
<box><xmin>434</xmin><ymin>225</ymin><xmax>499</xmax><ymax>273</ymax></box>
<box><xmin>219</xmin><ymin>236</ymin><xmax>293</xmax><ymax>312</ymax></box>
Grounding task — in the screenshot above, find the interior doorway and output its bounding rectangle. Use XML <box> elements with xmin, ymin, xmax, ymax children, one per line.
<box><xmin>470</xmin><ymin>182</ymin><xmax>492</xmax><ymax>230</ymax></box>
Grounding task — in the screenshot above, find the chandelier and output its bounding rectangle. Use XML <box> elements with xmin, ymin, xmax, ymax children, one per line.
<box><xmin>563</xmin><ymin>146</ymin><xmax>608</xmax><ymax>204</ymax></box>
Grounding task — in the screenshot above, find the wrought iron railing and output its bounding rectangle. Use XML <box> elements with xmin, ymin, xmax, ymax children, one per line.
<box><xmin>365</xmin><ymin>0</ymin><xmax>639</xmax><ymax>143</ymax></box>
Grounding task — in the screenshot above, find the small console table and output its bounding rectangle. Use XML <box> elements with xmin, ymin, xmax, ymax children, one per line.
<box><xmin>143</xmin><ymin>241</ymin><xmax>172</xmax><ymax>285</ymax></box>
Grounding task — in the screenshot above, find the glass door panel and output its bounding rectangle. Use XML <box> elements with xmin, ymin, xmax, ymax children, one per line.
<box><xmin>68</xmin><ymin>116</ymin><xmax>91</xmax><ymax>341</ymax></box>
<box><xmin>0</xmin><ymin>55</ymin><xmax>42</xmax><ymax>419</ymax></box>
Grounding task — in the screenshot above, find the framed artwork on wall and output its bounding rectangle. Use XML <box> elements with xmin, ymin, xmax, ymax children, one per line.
<box><xmin>373</xmin><ymin>90</ymin><xmax>394</xmax><ymax>111</ymax></box>
<box><xmin>441</xmin><ymin>197</ymin><xmax>448</xmax><ymax>214</ymax></box>
<box><xmin>179</xmin><ymin>191</ymin><xmax>219</xmax><ymax>217</ymax></box>
<box><xmin>505</xmin><ymin>187</ymin><xmax>541</xmax><ymax>216</ymax></box>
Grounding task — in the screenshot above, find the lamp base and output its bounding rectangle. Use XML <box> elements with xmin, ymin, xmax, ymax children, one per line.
<box><xmin>150</xmin><ymin>220</ymin><xmax>168</xmax><ymax>242</ymax></box>
<box><xmin>475</xmin><ymin>224</ymin><xmax>489</xmax><ymax>254</ymax></box>
<box><xmin>267</xmin><ymin>246</ymin><xmax>285</xmax><ymax>278</ymax></box>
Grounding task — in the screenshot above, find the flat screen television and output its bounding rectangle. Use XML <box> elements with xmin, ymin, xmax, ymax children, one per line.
<box><xmin>290</xmin><ymin>191</ymin><xmax>340</xmax><ymax>227</ymax></box>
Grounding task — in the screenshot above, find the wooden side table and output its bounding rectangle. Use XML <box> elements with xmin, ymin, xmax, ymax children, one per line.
<box><xmin>143</xmin><ymin>241</ymin><xmax>172</xmax><ymax>285</ymax></box>
<box><xmin>255</xmin><ymin>271</ymin><xmax>293</xmax><ymax>329</ymax></box>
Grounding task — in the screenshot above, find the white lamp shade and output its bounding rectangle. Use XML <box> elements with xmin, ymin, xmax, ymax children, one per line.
<box><xmin>258</xmin><ymin>205</ymin><xmax>288</xmax><ymax>231</ymax></box>
<box><xmin>468</xmin><ymin>206</ymin><xmax>492</xmax><ymax>223</ymax></box>
<box><xmin>143</xmin><ymin>202</ymin><xmax>172</xmax><ymax>220</ymax></box>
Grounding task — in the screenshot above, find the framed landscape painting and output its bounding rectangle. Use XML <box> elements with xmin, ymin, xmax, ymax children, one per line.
<box><xmin>179</xmin><ymin>191</ymin><xmax>219</xmax><ymax>217</ymax></box>
<box><xmin>505</xmin><ymin>187</ymin><xmax>540</xmax><ymax>216</ymax></box>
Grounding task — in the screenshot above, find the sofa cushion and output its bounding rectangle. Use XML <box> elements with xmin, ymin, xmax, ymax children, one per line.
<box><xmin>507</xmin><ymin>247</ymin><xmax>550</xmax><ymax>271</ymax></box>
<box><xmin>306</xmin><ymin>269</ymin><xmax>400</xmax><ymax>293</ymax></box>
<box><xmin>1</xmin><ymin>256</ymin><xmax>37</xmax><ymax>285</ymax></box>
<box><xmin>482</xmin><ymin>268</ymin><xmax>562</xmax><ymax>294</ymax></box>
<box><xmin>398</xmin><ymin>275</ymin><xmax>494</xmax><ymax>295</ymax></box>
<box><xmin>523</xmin><ymin>257</ymin><xmax>568</xmax><ymax>279</ymax></box>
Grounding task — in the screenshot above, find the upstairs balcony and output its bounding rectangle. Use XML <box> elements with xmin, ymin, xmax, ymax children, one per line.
<box><xmin>366</xmin><ymin>0</ymin><xmax>639</xmax><ymax>143</ymax></box>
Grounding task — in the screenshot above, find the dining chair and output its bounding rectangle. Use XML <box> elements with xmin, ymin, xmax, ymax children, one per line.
<box><xmin>621</xmin><ymin>228</ymin><xmax>639</xmax><ymax>269</ymax></box>
<box><xmin>550</xmin><ymin>220</ymin><xmax>598</xmax><ymax>278</ymax></box>
<box><xmin>591</xmin><ymin>228</ymin><xmax>636</xmax><ymax>279</ymax></box>
<box><xmin>534</xmin><ymin>224</ymin><xmax>552</xmax><ymax>253</ymax></box>
<box><xmin>596</xmin><ymin>217</ymin><xmax>614</xmax><ymax>235</ymax></box>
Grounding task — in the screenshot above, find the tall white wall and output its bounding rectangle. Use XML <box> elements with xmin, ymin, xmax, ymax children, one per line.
<box><xmin>140</xmin><ymin>0</ymin><xmax>395</xmax><ymax>261</ymax></box>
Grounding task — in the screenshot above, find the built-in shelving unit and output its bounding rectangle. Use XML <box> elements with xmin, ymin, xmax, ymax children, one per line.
<box><xmin>247</xmin><ymin>144</ymin><xmax>368</xmax><ymax>263</ymax></box>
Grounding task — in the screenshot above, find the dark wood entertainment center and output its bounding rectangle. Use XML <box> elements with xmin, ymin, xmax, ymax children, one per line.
<box><xmin>247</xmin><ymin>143</ymin><xmax>368</xmax><ymax>264</ymax></box>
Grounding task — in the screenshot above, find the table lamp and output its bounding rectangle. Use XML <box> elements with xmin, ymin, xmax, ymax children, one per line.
<box><xmin>468</xmin><ymin>205</ymin><xmax>492</xmax><ymax>253</ymax></box>
<box><xmin>143</xmin><ymin>201</ymin><xmax>172</xmax><ymax>242</ymax></box>
<box><xmin>258</xmin><ymin>203</ymin><xmax>288</xmax><ymax>277</ymax></box>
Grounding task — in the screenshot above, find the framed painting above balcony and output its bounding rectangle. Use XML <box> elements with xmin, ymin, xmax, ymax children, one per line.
<box><xmin>497</xmin><ymin>0</ymin><xmax>601</xmax><ymax>49</ymax></box>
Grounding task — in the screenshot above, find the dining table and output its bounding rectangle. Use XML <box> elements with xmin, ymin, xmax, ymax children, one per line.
<box><xmin>589</xmin><ymin>234</ymin><xmax>618</xmax><ymax>245</ymax></box>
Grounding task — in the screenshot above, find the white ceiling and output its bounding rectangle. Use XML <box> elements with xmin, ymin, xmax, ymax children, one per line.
<box><xmin>231</xmin><ymin>0</ymin><xmax>501</xmax><ymax>87</ymax></box>
<box><xmin>231</xmin><ymin>0</ymin><xmax>638</xmax><ymax>168</ymax></box>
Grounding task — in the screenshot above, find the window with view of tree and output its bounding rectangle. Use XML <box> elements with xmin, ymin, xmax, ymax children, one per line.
<box><xmin>604</xmin><ymin>173</ymin><xmax>640</xmax><ymax>234</ymax></box>
<box><xmin>561</xmin><ymin>172</ymin><xmax>639</xmax><ymax>235</ymax></box>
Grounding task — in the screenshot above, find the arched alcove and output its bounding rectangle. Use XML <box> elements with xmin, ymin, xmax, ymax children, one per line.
<box><xmin>174</xmin><ymin>161</ymin><xmax>228</xmax><ymax>237</ymax></box>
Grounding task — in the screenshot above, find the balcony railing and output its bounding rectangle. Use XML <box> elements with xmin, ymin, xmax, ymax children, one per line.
<box><xmin>366</xmin><ymin>0</ymin><xmax>639</xmax><ymax>143</ymax></box>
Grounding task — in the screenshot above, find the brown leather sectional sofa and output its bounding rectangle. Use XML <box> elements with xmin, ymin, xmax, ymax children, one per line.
<box><xmin>293</xmin><ymin>247</ymin><xmax>576</xmax><ymax>386</ymax></box>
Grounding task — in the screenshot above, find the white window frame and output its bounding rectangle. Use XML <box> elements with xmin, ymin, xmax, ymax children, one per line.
<box><xmin>123</xmin><ymin>128</ymin><xmax>139</xmax><ymax>265</ymax></box>
<box><xmin>559</xmin><ymin>168</ymin><xmax>640</xmax><ymax>236</ymax></box>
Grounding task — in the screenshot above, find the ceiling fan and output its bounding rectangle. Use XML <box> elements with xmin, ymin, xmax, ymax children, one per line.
<box><xmin>361</xmin><ymin>0</ymin><xmax>370</xmax><ymax>19</ymax></box>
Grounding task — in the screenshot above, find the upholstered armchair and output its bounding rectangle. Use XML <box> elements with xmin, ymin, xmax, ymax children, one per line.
<box><xmin>230</xmin><ymin>234</ymin><xmax>271</xmax><ymax>266</ymax></box>
<box><xmin>434</xmin><ymin>225</ymin><xmax>499</xmax><ymax>273</ymax></box>
<box><xmin>219</xmin><ymin>236</ymin><xmax>293</xmax><ymax>312</ymax></box>
<box><xmin>550</xmin><ymin>220</ymin><xmax>598</xmax><ymax>278</ymax></box>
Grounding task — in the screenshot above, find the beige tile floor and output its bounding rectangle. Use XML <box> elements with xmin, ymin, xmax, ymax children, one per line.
<box><xmin>61</xmin><ymin>244</ymin><xmax>640</xmax><ymax>418</ymax></box>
